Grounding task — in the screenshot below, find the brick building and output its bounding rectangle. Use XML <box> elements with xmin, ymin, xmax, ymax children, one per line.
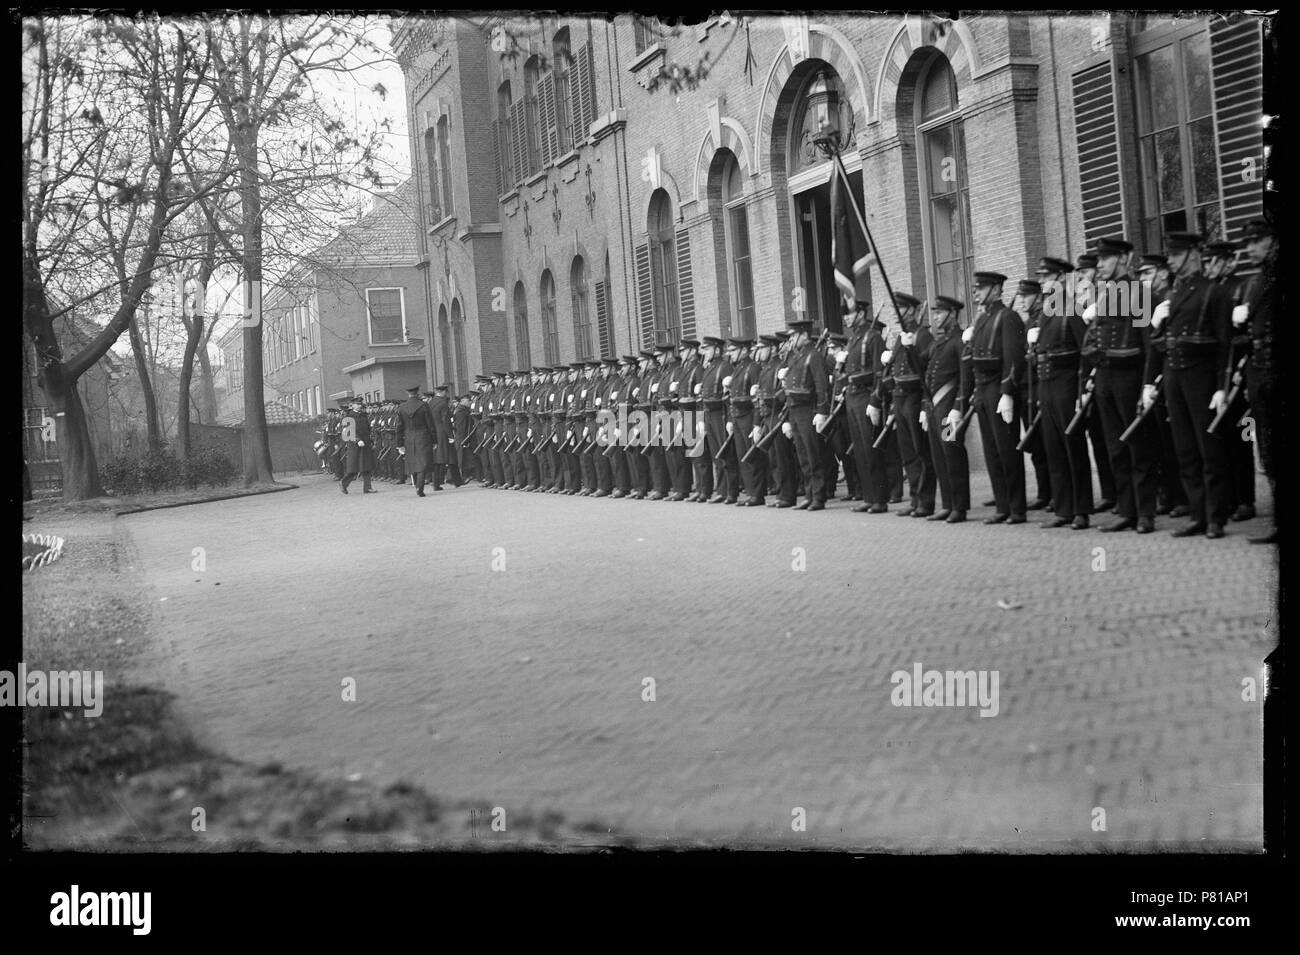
<box><xmin>391</xmin><ymin>12</ymin><xmax>1265</xmax><ymax>378</ymax></box>
<box><xmin>216</xmin><ymin>180</ymin><xmax>432</xmax><ymax>423</ymax></box>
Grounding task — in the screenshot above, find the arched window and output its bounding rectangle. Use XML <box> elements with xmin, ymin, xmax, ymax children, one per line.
<box><xmin>570</xmin><ymin>256</ymin><xmax>592</xmax><ymax>360</ymax></box>
<box><xmin>437</xmin><ymin>115</ymin><xmax>455</xmax><ymax>219</ymax></box>
<box><xmin>496</xmin><ymin>81</ymin><xmax>513</xmax><ymax>188</ymax></box>
<box><xmin>647</xmin><ymin>189</ymin><xmax>680</xmax><ymax>345</ymax></box>
<box><xmin>540</xmin><ymin>270</ymin><xmax>559</xmax><ymax>364</ymax></box>
<box><xmin>423</xmin><ymin>128</ymin><xmax>442</xmax><ymax>222</ymax></box>
<box><xmin>720</xmin><ymin>153</ymin><xmax>755</xmax><ymax>340</ymax></box>
<box><xmin>598</xmin><ymin>252</ymin><xmax>613</xmax><ymax>358</ymax></box>
<box><xmin>552</xmin><ymin>28</ymin><xmax>573</xmax><ymax>154</ymax></box>
<box><xmin>916</xmin><ymin>55</ymin><xmax>972</xmax><ymax>301</ymax></box>
<box><xmin>438</xmin><ymin>304</ymin><xmax>453</xmax><ymax>386</ymax></box>
<box><xmin>513</xmin><ymin>282</ymin><xmax>531</xmax><ymax>369</ymax></box>
<box><xmin>450</xmin><ymin>299</ymin><xmax>468</xmax><ymax>395</ymax></box>
<box><xmin>523</xmin><ymin>56</ymin><xmax>542</xmax><ymax>176</ymax></box>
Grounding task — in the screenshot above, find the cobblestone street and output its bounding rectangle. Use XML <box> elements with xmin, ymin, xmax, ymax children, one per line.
<box><xmin>118</xmin><ymin>471</ymin><xmax>1275</xmax><ymax>849</ymax></box>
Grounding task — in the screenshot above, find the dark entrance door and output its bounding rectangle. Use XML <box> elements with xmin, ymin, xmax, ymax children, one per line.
<box><xmin>793</xmin><ymin>168</ymin><xmax>865</xmax><ymax>337</ymax></box>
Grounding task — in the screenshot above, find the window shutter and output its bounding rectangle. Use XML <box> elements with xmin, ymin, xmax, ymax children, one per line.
<box><xmin>595</xmin><ymin>278</ymin><xmax>611</xmax><ymax>357</ymax></box>
<box><xmin>675</xmin><ymin>228</ymin><xmax>696</xmax><ymax>340</ymax></box>
<box><xmin>635</xmin><ymin>243</ymin><xmax>654</xmax><ymax>348</ymax></box>
<box><xmin>491</xmin><ymin>122</ymin><xmax>503</xmax><ymax>197</ymax></box>
<box><xmin>510</xmin><ymin>102</ymin><xmax>528</xmax><ymax>184</ymax></box>
<box><xmin>573</xmin><ymin>42</ymin><xmax>597</xmax><ymax>143</ymax></box>
<box><xmin>1210</xmin><ymin>17</ymin><xmax>1264</xmax><ymax>241</ymax></box>
<box><xmin>1071</xmin><ymin>61</ymin><xmax>1126</xmax><ymax>249</ymax></box>
<box><xmin>538</xmin><ymin>73</ymin><xmax>558</xmax><ymax>166</ymax></box>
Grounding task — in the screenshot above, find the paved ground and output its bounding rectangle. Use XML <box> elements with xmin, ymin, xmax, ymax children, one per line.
<box><xmin>117</xmin><ymin>469</ymin><xmax>1276</xmax><ymax>850</ymax></box>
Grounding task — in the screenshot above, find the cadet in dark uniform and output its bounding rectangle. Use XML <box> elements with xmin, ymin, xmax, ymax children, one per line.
<box><xmin>963</xmin><ymin>270</ymin><xmax>1027</xmax><ymax>523</ymax></box>
<box><xmin>699</xmin><ymin>336</ymin><xmax>738</xmax><ymax>503</ymax></box>
<box><xmin>395</xmin><ymin>385</ymin><xmax>436</xmax><ymax>496</ymax></box>
<box><xmin>650</xmin><ymin>344</ymin><xmax>678</xmax><ymax>499</ymax></box>
<box><xmin>340</xmin><ymin>396</ymin><xmax>375</xmax><ymax>494</ymax></box>
<box><xmin>1238</xmin><ymin>217</ymin><xmax>1277</xmax><ymax>543</ymax></box>
<box><xmin>726</xmin><ymin>338</ymin><xmax>762</xmax><ymax>506</ymax></box>
<box><xmin>453</xmin><ymin>393</ymin><xmax>473</xmax><ymax>485</ymax></box>
<box><xmin>882</xmin><ymin>292</ymin><xmax>936</xmax><ymax>517</ymax></box>
<box><xmin>1142</xmin><ymin>232</ymin><xmax>1234</xmax><ymax>538</ymax></box>
<box><xmin>1028</xmin><ymin>272</ymin><xmax>1092</xmax><ymax>529</ymax></box>
<box><xmin>1206</xmin><ymin>239</ymin><xmax>1255</xmax><ymax>522</ymax></box>
<box><xmin>424</xmin><ymin>385</ymin><xmax>455</xmax><ymax>491</ymax></box>
<box><xmin>673</xmin><ymin>339</ymin><xmax>701</xmax><ymax>501</ymax></box>
<box><xmin>753</xmin><ymin>335</ymin><xmax>791</xmax><ymax>507</ymax></box>
<box><xmin>844</xmin><ymin>302</ymin><xmax>889</xmax><ymax>513</ymax></box>
<box><xmin>780</xmin><ymin>319</ymin><xmax>832</xmax><ymax>510</ymax></box>
<box><xmin>1065</xmin><ymin>254</ymin><xmax>1118</xmax><ymax>514</ymax></box>
<box><xmin>926</xmin><ymin>296</ymin><xmax>970</xmax><ymax>522</ymax></box>
<box><xmin>1012</xmin><ymin>278</ymin><xmax>1051</xmax><ymax>510</ymax></box>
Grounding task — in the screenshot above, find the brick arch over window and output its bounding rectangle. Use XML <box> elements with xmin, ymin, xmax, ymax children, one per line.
<box><xmin>874</xmin><ymin>17</ymin><xmax>979</xmax><ymax>130</ymax></box>
<box><xmin>691</xmin><ymin>117</ymin><xmax>754</xmax><ymax>205</ymax></box>
<box><xmin>754</xmin><ymin>24</ymin><xmax>872</xmax><ymax>176</ymax></box>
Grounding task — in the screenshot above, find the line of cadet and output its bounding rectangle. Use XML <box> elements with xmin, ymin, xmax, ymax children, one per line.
<box><xmin>321</xmin><ymin>219</ymin><xmax>1277</xmax><ymax>542</ymax></box>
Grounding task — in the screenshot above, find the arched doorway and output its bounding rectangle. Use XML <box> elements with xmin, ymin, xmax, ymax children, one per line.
<box><xmin>773</xmin><ymin>62</ymin><xmax>866</xmax><ymax>335</ymax></box>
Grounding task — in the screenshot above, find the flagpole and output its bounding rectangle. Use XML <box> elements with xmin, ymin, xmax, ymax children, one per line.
<box><xmin>829</xmin><ymin>148</ymin><xmax>906</xmax><ymax>331</ymax></box>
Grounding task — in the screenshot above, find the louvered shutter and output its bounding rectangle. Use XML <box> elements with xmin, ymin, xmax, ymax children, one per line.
<box><xmin>635</xmin><ymin>243</ymin><xmax>654</xmax><ymax>348</ymax></box>
<box><xmin>510</xmin><ymin>102</ymin><xmax>528</xmax><ymax>184</ymax></box>
<box><xmin>573</xmin><ymin>42</ymin><xmax>597</xmax><ymax>143</ymax></box>
<box><xmin>1071</xmin><ymin>61</ymin><xmax>1126</xmax><ymax>249</ymax></box>
<box><xmin>1210</xmin><ymin>17</ymin><xmax>1264</xmax><ymax>241</ymax></box>
<box><xmin>675</xmin><ymin>228</ymin><xmax>696</xmax><ymax>340</ymax></box>
<box><xmin>538</xmin><ymin>73</ymin><xmax>558</xmax><ymax>166</ymax></box>
<box><xmin>595</xmin><ymin>278</ymin><xmax>611</xmax><ymax>357</ymax></box>
<box><xmin>491</xmin><ymin>122</ymin><xmax>503</xmax><ymax>196</ymax></box>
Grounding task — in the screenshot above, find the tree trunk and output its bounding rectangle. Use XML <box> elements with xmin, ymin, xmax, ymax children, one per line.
<box><xmin>197</xmin><ymin>345</ymin><xmax>218</xmax><ymax>423</ymax></box>
<box><xmin>177</xmin><ymin>310</ymin><xmax>202</xmax><ymax>458</ymax></box>
<box><xmin>127</xmin><ymin>315</ymin><xmax>162</xmax><ymax>452</ymax></box>
<box><xmin>237</xmin><ymin>136</ymin><xmax>275</xmax><ymax>485</ymax></box>
<box><xmin>40</xmin><ymin>361</ymin><xmax>104</xmax><ymax>500</ymax></box>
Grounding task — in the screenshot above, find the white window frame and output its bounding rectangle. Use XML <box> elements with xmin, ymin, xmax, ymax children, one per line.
<box><xmin>913</xmin><ymin>55</ymin><xmax>972</xmax><ymax>308</ymax></box>
<box><xmin>366</xmin><ymin>287</ymin><xmax>408</xmax><ymax>346</ymax></box>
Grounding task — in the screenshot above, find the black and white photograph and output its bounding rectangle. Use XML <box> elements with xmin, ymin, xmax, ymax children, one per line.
<box><xmin>15</xmin><ymin>7</ymin><xmax>1282</xmax><ymax>932</ymax></box>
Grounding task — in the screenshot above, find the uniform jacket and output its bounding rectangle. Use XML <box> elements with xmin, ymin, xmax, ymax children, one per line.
<box><xmin>1144</xmin><ymin>272</ymin><xmax>1233</xmax><ymax>384</ymax></box>
<box><xmin>396</xmin><ymin>397</ymin><xmax>436</xmax><ymax>473</ymax></box>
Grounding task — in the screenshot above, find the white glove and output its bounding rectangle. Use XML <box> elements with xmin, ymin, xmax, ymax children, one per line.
<box><xmin>567</xmin><ymin>394</ymin><xmax>575</xmax><ymax>403</ymax></box>
<box><xmin>777</xmin><ymin>367</ymin><xmax>788</xmax><ymax>381</ymax></box>
<box><xmin>1209</xmin><ymin>390</ymin><xmax>1226</xmax><ymax>413</ymax></box>
<box><xmin>397</xmin><ymin>447</ymin><xmax>405</xmax><ymax>455</ymax></box>
<box><xmin>962</xmin><ymin>326</ymin><xmax>974</xmax><ymax>343</ymax></box>
<box><xmin>566</xmin><ymin>429</ymin><xmax>573</xmax><ymax>440</ymax></box>
<box><xmin>781</xmin><ymin>422</ymin><xmax>794</xmax><ymax>439</ymax></box>
<box><xmin>997</xmin><ymin>394</ymin><xmax>1014</xmax><ymax>424</ymax></box>
<box><xmin>650</xmin><ymin>383</ymin><xmax>658</xmax><ymax>393</ymax></box>
<box><xmin>613</xmin><ymin>429</ymin><xmax>620</xmax><ymax>439</ymax></box>
<box><xmin>868</xmin><ymin>405</ymin><xmax>881</xmax><ymax>426</ymax></box>
<box><xmin>722</xmin><ymin>376</ymin><xmax>732</xmax><ymax>388</ymax></box>
<box><xmin>693</xmin><ymin>382</ymin><xmax>702</xmax><ymax>395</ymax></box>
<box><xmin>1232</xmin><ymin>304</ymin><xmax>1249</xmax><ymax>326</ymax></box>
<box><xmin>1151</xmin><ymin>300</ymin><xmax>1170</xmax><ymax>329</ymax></box>
<box><xmin>919</xmin><ymin>410</ymin><xmax>928</xmax><ymax>432</ymax></box>
<box><xmin>1082</xmin><ymin>303</ymin><xmax>1097</xmax><ymax>323</ymax></box>
<box><xmin>945</xmin><ymin>409</ymin><xmax>962</xmax><ymax>430</ymax></box>
<box><xmin>813</xmin><ymin>413</ymin><xmax>828</xmax><ymax>431</ymax></box>
<box><xmin>594</xmin><ymin>397</ymin><xmax>602</xmax><ymax>406</ymax></box>
<box><xmin>611</xmin><ymin>391</ymin><xmax>618</xmax><ymax>400</ymax></box>
<box><xmin>357</xmin><ymin>440</ymin><xmax>365</xmax><ymax>447</ymax></box>
<box><xmin>669</xmin><ymin>381</ymin><xmax>679</xmax><ymax>392</ymax></box>
<box><xmin>835</xmin><ymin>349</ymin><xmax>848</xmax><ymax>363</ymax></box>
<box><xmin>726</xmin><ymin>421</ymin><xmax>734</xmax><ymax>435</ymax></box>
<box><xmin>1141</xmin><ymin>385</ymin><xmax>1157</xmax><ymax>412</ymax></box>
<box><xmin>750</xmin><ymin>427</ymin><xmax>762</xmax><ymax>444</ymax></box>
<box><xmin>527</xmin><ymin>429</ymin><xmax>533</xmax><ymax>438</ymax></box>
<box><xmin>630</xmin><ymin>388</ymin><xmax>638</xmax><ymax>398</ymax></box>
<box><xmin>1026</xmin><ymin>327</ymin><xmax>1040</xmax><ymax>345</ymax></box>
<box><xmin>899</xmin><ymin>332</ymin><xmax>916</xmax><ymax>347</ymax></box>
<box><xmin>880</xmin><ymin>349</ymin><xmax>893</xmax><ymax>365</ymax></box>
<box><xmin>750</xmin><ymin>383</ymin><xmax>760</xmax><ymax>397</ymax></box>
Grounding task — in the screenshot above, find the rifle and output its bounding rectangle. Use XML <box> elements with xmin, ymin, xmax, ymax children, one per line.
<box><xmin>1064</xmin><ymin>367</ymin><xmax>1097</xmax><ymax>436</ymax></box>
<box><xmin>871</xmin><ymin>410</ymin><xmax>896</xmax><ymax>449</ymax></box>
<box><xmin>742</xmin><ymin>407</ymin><xmax>789</xmax><ymax>463</ymax></box>
<box><xmin>1120</xmin><ymin>374</ymin><xmax>1162</xmax><ymax>444</ymax></box>
<box><xmin>941</xmin><ymin>406</ymin><xmax>975</xmax><ymax>443</ymax></box>
<box><xmin>714</xmin><ymin>429</ymin><xmax>734</xmax><ymax>460</ymax></box>
<box><xmin>816</xmin><ymin>393</ymin><xmax>846</xmax><ymax>434</ymax></box>
<box><xmin>1015</xmin><ymin>410</ymin><xmax>1043</xmax><ymax>453</ymax></box>
<box><xmin>1207</xmin><ymin>356</ymin><xmax>1249</xmax><ymax>435</ymax></box>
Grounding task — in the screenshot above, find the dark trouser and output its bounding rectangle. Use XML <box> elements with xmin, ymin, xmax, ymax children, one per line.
<box><xmin>894</xmin><ymin>388</ymin><xmax>936</xmax><ymax>511</ymax></box>
<box><xmin>1088</xmin><ymin>412</ymin><xmax>1115</xmax><ymax>502</ymax></box>
<box><xmin>610</xmin><ymin>445</ymin><xmax>631</xmax><ymax>493</ymax></box>
<box><xmin>883</xmin><ymin>421</ymin><xmax>904</xmax><ymax>500</ymax></box>
<box><xmin>1153</xmin><ymin>407</ymin><xmax>1185</xmax><ymax>506</ymax></box>
<box><xmin>689</xmin><ymin>413</ymin><xmax>714</xmax><ymax>498</ymax></box>
<box><xmin>732</xmin><ymin>408</ymin><xmax>765</xmax><ymax>501</ymax></box>
<box><xmin>332</xmin><ymin>448</ymin><xmax>345</xmax><ymax>479</ymax></box>
<box><xmin>1222</xmin><ymin>392</ymin><xmax>1255</xmax><ymax>510</ymax></box>
<box><xmin>769</xmin><ymin>423</ymin><xmax>798</xmax><ymax>504</ymax></box>
<box><xmin>705</xmin><ymin>408</ymin><xmax>738</xmax><ymax>499</ymax></box>
<box><xmin>1248</xmin><ymin>374</ymin><xmax>1275</xmax><ymax>528</ymax></box>
<box><xmin>820</xmin><ymin>437</ymin><xmax>839</xmax><ymax>497</ymax></box>
<box><xmin>1021</xmin><ymin>387</ymin><xmax>1051</xmax><ymax>503</ymax></box>
<box><xmin>648</xmin><ymin>442</ymin><xmax>670</xmax><ymax>494</ymax></box>
<box><xmin>787</xmin><ymin>401</ymin><xmax>826</xmax><ymax>504</ymax></box>
<box><xmin>523</xmin><ymin>446</ymin><xmax>540</xmax><ymax>487</ymax></box>
<box><xmin>666</xmin><ymin>420</ymin><xmax>691</xmax><ymax>495</ymax></box>
<box><xmin>408</xmin><ymin>462</ymin><xmax>426</xmax><ymax>493</ymax></box>
<box><xmin>975</xmin><ymin>379</ymin><xmax>1026</xmax><ymax>517</ymax></box>
<box><xmin>926</xmin><ymin>390</ymin><xmax>970</xmax><ymax>512</ymax></box>
<box><xmin>1095</xmin><ymin>364</ymin><xmax>1157</xmax><ymax>520</ymax></box>
<box><xmin>1039</xmin><ymin>373</ymin><xmax>1094</xmax><ymax>521</ymax></box>
<box><xmin>1164</xmin><ymin>361</ymin><xmax>1230</xmax><ymax>527</ymax></box>
<box><xmin>340</xmin><ymin>468</ymin><xmax>372</xmax><ymax>492</ymax></box>
<box><xmin>845</xmin><ymin>391</ymin><xmax>889</xmax><ymax>505</ymax></box>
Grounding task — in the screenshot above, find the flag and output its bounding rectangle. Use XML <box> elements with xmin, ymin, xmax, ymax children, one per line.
<box><xmin>830</xmin><ymin>165</ymin><xmax>875</xmax><ymax>310</ymax></box>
